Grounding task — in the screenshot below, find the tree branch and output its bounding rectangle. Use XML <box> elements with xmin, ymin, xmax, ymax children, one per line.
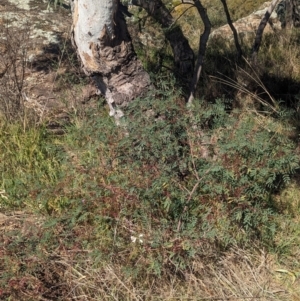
<box><xmin>252</xmin><ymin>0</ymin><xmax>280</xmax><ymax>61</ymax></box>
<box><xmin>131</xmin><ymin>0</ymin><xmax>194</xmax><ymax>75</ymax></box>
<box><xmin>187</xmin><ymin>0</ymin><xmax>211</xmax><ymax>105</ymax></box>
<box><xmin>219</xmin><ymin>0</ymin><xmax>243</xmax><ymax>59</ymax></box>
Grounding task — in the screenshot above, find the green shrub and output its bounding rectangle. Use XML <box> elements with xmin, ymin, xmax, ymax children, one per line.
<box><xmin>117</xmin><ymin>85</ymin><xmax>299</xmax><ymax>249</ymax></box>
<box><xmin>1</xmin><ymin>80</ymin><xmax>298</xmax><ymax>278</ymax></box>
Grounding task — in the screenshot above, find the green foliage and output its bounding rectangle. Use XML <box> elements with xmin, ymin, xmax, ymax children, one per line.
<box><xmin>2</xmin><ymin>79</ymin><xmax>298</xmax><ymax>252</ymax></box>
<box><xmin>1</xmin><ymin>0</ymin><xmax>300</xmax><ymax>298</ymax></box>
<box><xmin>0</xmin><ymin>81</ymin><xmax>299</xmax><ymax>298</ymax></box>
<box><xmin>117</xmin><ymin>86</ymin><xmax>299</xmax><ymax>248</ymax></box>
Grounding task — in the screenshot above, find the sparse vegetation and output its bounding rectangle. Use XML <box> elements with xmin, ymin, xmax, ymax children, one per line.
<box><xmin>0</xmin><ymin>23</ymin><xmax>30</xmax><ymax>124</ymax></box>
<box><xmin>0</xmin><ymin>1</ymin><xmax>300</xmax><ymax>300</ymax></box>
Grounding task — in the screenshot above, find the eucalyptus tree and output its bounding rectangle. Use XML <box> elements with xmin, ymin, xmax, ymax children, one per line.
<box><xmin>70</xmin><ymin>0</ymin><xmax>151</xmax><ymax>120</ymax></box>
<box><xmin>70</xmin><ymin>0</ymin><xmax>214</xmax><ymax>112</ymax></box>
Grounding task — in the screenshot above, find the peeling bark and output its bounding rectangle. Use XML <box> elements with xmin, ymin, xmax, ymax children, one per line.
<box><xmin>70</xmin><ymin>0</ymin><xmax>151</xmax><ymax>120</ymax></box>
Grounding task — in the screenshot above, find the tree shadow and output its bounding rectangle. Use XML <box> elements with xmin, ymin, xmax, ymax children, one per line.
<box><xmin>29</xmin><ymin>32</ymin><xmax>81</xmax><ymax>73</ymax></box>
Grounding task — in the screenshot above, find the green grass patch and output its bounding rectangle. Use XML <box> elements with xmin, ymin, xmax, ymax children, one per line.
<box><xmin>0</xmin><ymin>123</ymin><xmax>62</xmax><ymax>210</ymax></box>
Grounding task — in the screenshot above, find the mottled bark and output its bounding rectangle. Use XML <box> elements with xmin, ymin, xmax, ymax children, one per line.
<box><xmin>131</xmin><ymin>0</ymin><xmax>194</xmax><ymax>75</ymax></box>
<box><xmin>70</xmin><ymin>0</ymin><xmax>151</xmax><ymax>120</ymax></box>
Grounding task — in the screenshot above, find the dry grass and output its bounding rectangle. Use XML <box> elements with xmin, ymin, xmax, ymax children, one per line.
<box><xmin>171</xmin><ymin>0</ymin><xmax>266</xmax><ymax>50</ymax></box>
<box><xmin>1</xmin><ymin>210</ymin><xmax>299</xmax><ymax>301</ymax></box>
<box><xmin>0</xmin><ymin>23</ymin><xmax>29</xmax><ymax>123</ymax></box>
<box><xmin>63</xmin><ymin>248</ymin><xmax>286</xmax><ymax>300</ymax></box>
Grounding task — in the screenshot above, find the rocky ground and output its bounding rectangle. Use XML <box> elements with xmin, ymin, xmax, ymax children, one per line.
<box><xmin>0</xmin><ymin>0</ymin><xmax>98</xmax><ymax>128</ymax></box>
<box><xmin>0</xmin><ymin>1</ymin><xmax>284</xmax><ymax>126</ymax></box>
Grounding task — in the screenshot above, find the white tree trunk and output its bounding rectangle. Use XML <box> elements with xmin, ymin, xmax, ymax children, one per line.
<box><xmin>70</xmin><ymin>0</ymin><xmax>150</xmax><ymax>120</ymax></box>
